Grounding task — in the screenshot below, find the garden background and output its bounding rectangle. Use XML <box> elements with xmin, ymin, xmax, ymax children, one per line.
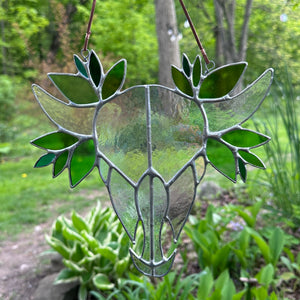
<box><xmin>0</xmin><ymin>0</ymin><xmax>300</xmax><ymax>299</ymax></box>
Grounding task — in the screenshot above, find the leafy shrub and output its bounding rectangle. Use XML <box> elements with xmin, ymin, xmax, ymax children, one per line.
<box><xmin>0</xmin><ymin>75</ymin><xmax>16</xmax><ymax>142</ymax></box>
<box><xmin>184</xmin><ymin>203</ymin><xmax>296</xmax><ymax>298</ymax></box>
<box><xmin>46</xmin><ymin>202</ymin><xmax>136</xmax><ymax>300</ymax></box>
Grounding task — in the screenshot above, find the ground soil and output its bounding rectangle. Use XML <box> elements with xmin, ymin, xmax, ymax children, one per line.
<box><xmin>0</xmin><ymin>222</ymin><xmax>52</xmax><ymax>300</ymax></box>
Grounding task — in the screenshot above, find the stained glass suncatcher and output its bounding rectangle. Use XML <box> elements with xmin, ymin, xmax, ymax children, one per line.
<box><xmin>31</xmin><ymin>50</ymin><xmax>273</xmax><ymax>276</ymax></box>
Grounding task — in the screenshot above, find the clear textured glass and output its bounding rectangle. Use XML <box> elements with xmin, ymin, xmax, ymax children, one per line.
<box><xmin>97</xmin><ymin>87</ymin><xmax>148</xmax><ymax>183</ymax></box>
<box><xmin>109</xmin><ymin>169</ymin><xmax>137</xmax><ymax>240</ymax></box>
<box><xmin>203</xmin><ymin>69</ymin><xmax>273</xmax><ymax>131</ymax></box>
<box><xmin>169</xmin><ymin>166</ymin><xmax>195</xmax><ymax>240</ymax></box>
<box><xmin>32</xmin><ymin>85</ymin><xmax>95</xmax><ymax>135</ymax></box>
<box><xmin>150</xmin><ymin>86</ymin><xmax>203</xmax><ymax>182</ymax></box>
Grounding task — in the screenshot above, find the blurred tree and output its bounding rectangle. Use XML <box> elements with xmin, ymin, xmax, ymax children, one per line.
<box><xmin>213</xmin><ymin>0</ymin><xmax>253</xmax><ymax>65</ymax></box>
<box><xmin>155</xmin><ymin>0</ymin><xmax>180</xmax><ymax>87</ymax></box>
<box><xmin>91</xmin><ymin>0</ymin><xmax>158</xmax><ymax>85</ymax></box>
<box><xmin>0</xmin><ymin>0</ymin><xmax>49</xmax><ymax>77</ymax></box>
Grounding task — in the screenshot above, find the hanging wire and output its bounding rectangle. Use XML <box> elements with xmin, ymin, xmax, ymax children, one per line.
<box><xmin>178</xmin><ymin>0</ymin><xmax>210</xmax><ymax>65</ymax></box>
<box><xmin>83</xmin><ymin>0</ymin><xmax>97</xmax><ymax>52</ymax></box>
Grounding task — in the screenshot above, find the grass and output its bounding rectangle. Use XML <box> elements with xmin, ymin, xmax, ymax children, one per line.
<box><xmin>0</xmin><ymin>155</ymin><xmax>105</xmax><ymax>240</ymax></box>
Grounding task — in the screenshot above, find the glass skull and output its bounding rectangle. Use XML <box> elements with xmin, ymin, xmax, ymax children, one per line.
<box><xmin>31</xmin><ymin>51</ymin><xmax>273</xmax><ymax>277</ymax></box>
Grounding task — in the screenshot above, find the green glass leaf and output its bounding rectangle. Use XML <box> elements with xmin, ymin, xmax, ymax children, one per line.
<box><xmin>238</xmin><ymin>158</ymin><xmax>247</xmax><ymax>182</ymax></box>
<box><xmin>34</xmin><ymin>153</ymin><xmax>55</xmax><ymax>168</ymax></box>
<box><xmin>54</xmin><ymin>151</ymin><xmax>69</xmax><ymax>177</ymax></box>
<box><xmin>206</xmin><ymin>138</ymin><xmax>236</xmax><ymax>181</ymax></box>
<box><xmin>102</xmin><ymin>60</ymin><xmax>126</xmax><ymax>100</ymax></box>
<box><xmin>74</xmin><ymin>55</ymin><xmax>88</xmax><ymax>78</ymax></box>
<box><xmin>89</xmin><ymin>51</ymin><xmax>102</xmax><ymax>87</ymax></box>
<box><xmin>70</xmin><ymin>139</ymin><xmax>95</xmax><ymax>186</ymax></box>
<box><xmin>239</xmin><ymin>150</ymin><xmax>264</xmax><ymax>168</ymax></box>
<box><xmin>192</xmin><ymin>56</ymin><xmax>201</xmax><ymax>87</ymax></box>
<box><xmin>171</xmin><ymin>66</ymin><xmax>193</xmax><ymax>97</ymax></box>
<box><xmin>32</xmin><ymin>132</ymin><xmax>78</xmax><ymax>150</ymax></box>
<box><xmin>222</xmin><ymin>129</ymin><xmax>269</xmax><ymax>148</ymax></box>
<box><xmin>49</xmin><ymin>74</ymin><xmax>98</xmax><ymax>104</ymax></box>
<box><xmin>199</xmin><ymin>62</ymin><xmax>247</xmax><ymax>98</ymax></box>
<box><xmin>182</xmin><ymin>54</ymin><xmax>191</xmax><ymax>77</ymax></box>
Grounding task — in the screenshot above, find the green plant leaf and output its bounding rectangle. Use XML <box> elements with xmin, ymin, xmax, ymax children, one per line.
<box><xmin>32</xmin><ymin>132</ymin><xmax>78</xmax><ymax>150</ymax></box>
<box><xmin>54</xmin><ymin>268</ymin><xmax>78</xmax><ymax>284</ymax></box>
<box><xmin>70</xmin><ymin>242</ymin><xmax>85</xmax><ymax>262</ymax></box>
<box><xmin>72</xmin><ymin>211</ymin><xmax>90</xmax><ymax>233</ymax></box>
<box><xmin>102</xmin><ymin>59</ymin><xmax>126</xmax><ymax>100</ymax></box>
<box><xmin>89</xmin><ymin>51</ymin><xmax>102</xmax><ymax>87</ymax></box>
<box><xmin>215</xmin><ymin>270</ymin><xmax>230</xmax><ymax>291</ymax></box>
<box><xmin>54</xmin><ymin>151</ymin><xmax>69</xmax><ymax>177</ymax></box>
<box><xmin>246</xmin><ymin>227</ymin><xmax>271</xmax><ymax>263</ymax></box>
<box><xmin>74</xmin><ymin>55</ymin><xmax>88</xmax><ymax>78</ymax></box>
<box><xmin>199</xmin><ymin>62</ymin><xmax>247</xmax><ymax>98</ymax></box>
<box><xmin>93</xmin><ymin>274</ymin><xmax>115</xmax><ymax>290</ymax></box>
<box><xmin>232</xmin><ymin>290</ymin><xmax>247</xmax><ymax>300</ymax></box>
<box><xmin>238</xmin><ymin>158</ymin><xmax>247</xmax><ymax>182</ymax></box>
<box><xmin>182</xmin><ymin>54</ymin><xmax>191</xmax><ymax>77</ymax></box>
<box><xmin>45</xmin><ymin>235</ymin><xmax>70</xmax><ymax>259</ymax></box>
<box><xmin>34</xmin><ymin>153</ymin><xmax>55</xmax><ymax>168</ymax></box>
<box><xmin>62</xmin><ymin>227</ymin><xmax>85</xmax><ymax>243</ymax></box>
<box><xmin>221</xmin><ymin>278</ymin><xmax>236</xmax><ymax>300</ymax></box>
<box><xmin>49</xmin><ymin>74</ymin><xmax>98</xmax><ymax>104</ymax></box>
<box><xmin>115</xmin><ymin>257</ymin><xmax>129</xmax><ymax>277</ymax></box>
<box><xmin>269</xmin><ymin>227</ymin><xmax>285</xmax><ymax>266</ymax></box>
<box><xmin>222</xmin><ymin>129</ymin><xmax>269</xmax><ymax>148</ymax></box>
<box><xmin>96</xmin><ymin>246</ymin><xmax>118</xmax><ymax>262</ymax></box>
<box><xmin>63</xmin><ymin>259</ymin><xmax>85</xmax><ymax>273</ymax></box>
<box><xmin>192</xmin><ymin>56</ymin><xmax>201</xmax><ymax>87</ymax></box>
<box><xmin>171</xmin><ymin>65</ymin><xmax>193</xmax><ymax>97</ymax></box>
<box><xmin>197</xmin><ymin>268</ymin><xmax>214</xmax><ymax>299</ymax></box>
<box><xmin>79</xmin><ymin>284</ymin><xmax>88</xmax><ymax>300</ymax></box>
<box><xmin>69</xmin><ymin>139</ymin><xmax>96</xmax><ymax>187</ymax></box>
<box><xmin>238</xmin><ymin>150</ymin><xmax>265</xmax><ymax>168</ymax></box>
<box><xmin>255</xmin><ymin>263</ymin><xmax>274</xmax><ymax>286</ymax></box>
<box><xmin>206</xmin><ymin>138</ymin><xmax>236</xmax><ymax>181</ymax></box>
<box><xmin>235</xmin><ymin>208</ymin><xmax>254</xmax><ymax>227</ymax></box>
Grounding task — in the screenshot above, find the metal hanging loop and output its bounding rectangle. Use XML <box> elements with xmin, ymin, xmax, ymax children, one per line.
<box><xmin>82</xmin><ymin>0</ymin><xmax>97</xmax><ymax>55</ymax></box>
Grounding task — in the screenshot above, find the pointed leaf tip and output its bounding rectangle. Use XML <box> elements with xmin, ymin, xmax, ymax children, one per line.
<box><xmin>69</xmin><ymin>139</ymin><xmax>95</xmax><ymax>187</ymax></box>
<box><xmin>89</xmin><ymin>51</ymin><xmax>102</xmax><ymax>87</ymax></box>
<box><xmin>34</xmin><ymin>153</ymin><xmax>55</xmax><ymax>168</ymax></box>
<box><xmin>192</xmin><ymin>56</ymin><xmax>201</xmax><ymax>87</ymax></box>
<box><xmin>102</xmin><ymin>60</ymin><xmax>126</xmax><ymax>100</ymax></box>
<box><xmin>182</xmin><ymin>54</ymin><xmax>191</xmax><ymax>77</ymax></box>
<box><xmin>199</xmin><ymin>62</ymin><xmax>247</xmax><ymax>98</ymax></box>
<box><xmin>171</xmin><ymin>66</ymin><xmax>193</xmax><ymax>97</ymax></box>
<box><xmin>222</xmin><ymin>129</ymin><xmax>269</xmax><ymax>148</ymax></box>
<box><xmin>206</xmin><ymin>138</ymin><xmax>236</xmax><ymax>181</ymax></box>
<box><xmin>74</xmin><ymin>55</ymin><xmax>88</xmax><ymax>78</ymax></box>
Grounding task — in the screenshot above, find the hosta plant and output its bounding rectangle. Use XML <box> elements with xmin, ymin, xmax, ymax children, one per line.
<box><xmin>46</xmin><ymin>202</ymin><xmax>136</xmax><ymax>300</ymax></box>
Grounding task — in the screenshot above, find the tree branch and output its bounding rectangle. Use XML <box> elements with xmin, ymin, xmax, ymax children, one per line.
<box><xmin>239</xmin><ymin>0</ymin><xmax>253</xmax><ymax>61</ymax></box>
